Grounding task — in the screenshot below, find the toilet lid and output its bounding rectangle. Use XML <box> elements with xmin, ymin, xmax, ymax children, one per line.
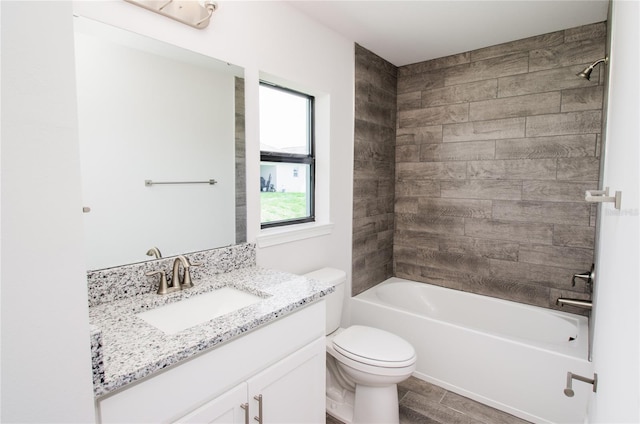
<box><xmin>332</xmin><ymin>325</ymin><xmax>416</xmax><ymax>368</ymax></box>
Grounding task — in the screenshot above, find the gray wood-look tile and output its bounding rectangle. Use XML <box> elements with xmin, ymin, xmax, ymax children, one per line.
<box><xmin>399</xmin><ymin>70</ymin><xmax>445</xmax><ymax>94</ymax></box>
<box><xmin>396</xmin><ymin>262</ymin><xmax>467</xmax><ymax>291</ymax></box>
<box><xmin>398</xmin><ymin>103</ymin><xmax>469</xmax><ymax>128</ymax></box>
<box><xmin>397</xmin><ymin>144</ymin><xmax>421</xmax><ymax>163</ymax></box>
<box><xmin>420</xmin><ymin>249</ymin><xmax>492</xmax><ymax>275</ymax></box>
<box><xmin>396</xmin><ymin>213</ymin><xmax>466</xmax><ymax>235</ymax></box>
<box><xmin>443</xmin><ymin>117</ymin><xmax>525</xmax><ymax>142</ymax></box>
<box><xmin>438</xmin><ymin>235</ymin><xmax>520</xmax><ymax>262</ymax></box>
<box><xmin>498</xmin><ymin>64</ymin><xmax>599</xmax><ymax>97</ymax></box>
<box><xmin>440</xmin><ymin>391</ymin><xmax>531</xmax><ymax>424</ymax></box>
<box><xmin>461</xmin><ymin>274</ymin><xmax>551</xmax><ymax>307</ymax></box>
<box><xmin>400</xmin><ymin>52</ymin><xmax>471</xmax><ymax>76</ymax></box>
<box><xmin>399</xmin><ymin>91</ymin><xmax>423</xmax><ymax>111</ymax></box>
<box><xmin>397</xmin><ymin>162</ymin><xmax>467</xmax><ymax>180</ymax></box>
<box><xmin>441</xmin><ymin>180</ymin><xmax>522</xmax><ymax>200</ymax></box>
<box><xmin>395</xmin><ymin>230</ymin><xmax>441</xmax><ymax>251</ymax></box>
<box><xmin>420</xmin><ymin>141</ymin><xmax>495</xmax><ymax>162</ymax></box>
<box><xmin>465</xmin><ymin>218</ymin><xmax>553</xmax><ymax>245</ymax></box>
<box><xmin>522</xmin><ymin>180</ymin><xmax>594</xmax><ymax>202</ymax></box>
<box><xmin>352</xmin><ymin>177</ymin><xmax>378</xmax><ymax>199</ymax></box>
<box><xmin>397</xmin><ymin>125</ymin><xmax>443</xmax><ymax>145</ymax></box>
<box><xmin>561</xmin><ymin>85</ymin><xmax>604</xmax><ymax>112</ymax></box>
<box><xmin>495</xmin><ymin>134</ymin><xmax>597</xmax><ymax>159</ymax></box>
<box><xmin>484</xmin><ymin>258</ymin><xmax>576</xmax><ymax>290</ymax></box>
<box><xmin>492</xmin><ymin>200</ymin><xmax>591</xmax><ymax>225</ymax></box>
<box><xmin>525</xmin><ymin>110</ymin><xmax>602</xmax><ymax>137</ymax></box>
<box><xmin>401</xmin><ymin>392</ymin><xmax>482</xmax><ymax>424</ymax></box>
<box><xmin>469</xmin><ymin>92</ymin><xmax>561</xmax><ymax>122</ymax></box>
<box><xmin>396</xmin><ymin>179</ymin><xmax>441</xmax><ymax>198</ymax></box>
<box><xmin>553</xmin><ymin>224</ymin><xmax>596</xmax><ymax>249</ymax></box>
<box><xmin>519</xmin><ymin>244</ymin><xmax>594</xmax><ymax>269</ymax></box>
<box><xmin>422</xmin><ymin>79</ymin><xmax>497</xmax><ymax>107</ymax></box>
<box><xmin>418</xmin><ymin>198</ymin><xmax>493</xmax><ymax>219</ymax></box>
<box><xmin>356</xmin><ymin>97</ymin><xmax>396</xmax><ymax>126</ymax></box>
<box><xmin>565</xmin><ymin>22</ymin><xmax>607</xmax><ymax>42</ymax></box>
<box><xmin>395</xmin><ymin>197</ymin><xmax>420</xmax><ymax>214</ymax></box>
<box><xmin>353</xmin><ymin>139</ymin><xmax>395</xmax><ymax>162</ymax></box>
<box><xmin>556</xmin><ymin>157</ymin><xmax>601</xmax><ymax>181</ymax></box>
<box><xmin>471</xmin><ymin>31</ymin><xmax>564</xmax><ymax>62</ymax></box>
<box><xmin>355</xmin><ymin>118</ymin><xmax>396</xmax><ymax>143</ymax></box>
<box><xmin>353</xmin><ymin>44</ymin><xmax>397</xmax><ymax>296</ymax></box>
<box><xmin>529</xmin><ymin>39</ymin><xmax>606</xmax><ymax>72</ymax></box>
<box><xmin>355</xmin><ymin>23</ymin><xmax>605</xmax><ymax>310</ymax></box>
<box><xmin>467</xmin><ymin>159</ymin><xmax>557</xmax><ymax>180</ymax></box>
<box><xmin>445</xmin><ymin>52</ymin><xmax>529</xmax><ymax>86</ymax></box>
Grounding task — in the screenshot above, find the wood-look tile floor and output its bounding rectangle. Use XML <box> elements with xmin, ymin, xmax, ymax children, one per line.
<box><xmin>326</xmin><ymin>377</ymin><xmax>531</xmax><ymax>424</ymax></box>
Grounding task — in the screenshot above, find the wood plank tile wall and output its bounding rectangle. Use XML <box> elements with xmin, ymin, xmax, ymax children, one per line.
<box><xmin>394</xmin><ymin>22</ymin><xmax>606</xmax><ymax>312</ymax></box>
<box><xmin>352</xmin><ymin>44</ymin><xmax>398</xmax><ymax>295</ymax></box>
<box><xmin>353</xmin><ymin>22</ymin><xmax>606</xmax><ymax>313</ymax></box>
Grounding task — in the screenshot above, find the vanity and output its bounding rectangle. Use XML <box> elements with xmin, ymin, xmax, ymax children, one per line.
<box><xmin>75</xmin><ymin>13</ymin><xmax>331</xmax><ymax>423</ymax></box>
<box><xmin>89</xmin><ymin>246</ymin><xmax>333</xmax><ymax>423</ymax></box>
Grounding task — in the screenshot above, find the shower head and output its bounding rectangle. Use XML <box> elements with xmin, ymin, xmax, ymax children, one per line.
<box><xmin>577</xmin><ymin>57</ymin><xmax>608</xmax><ymax>80</ymax></box>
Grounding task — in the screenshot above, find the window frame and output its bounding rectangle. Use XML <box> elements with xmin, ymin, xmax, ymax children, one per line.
<box><xmin>259</xmin><ymin>81</ymin><xmax>315</xmax><ymax>229</ymax></box>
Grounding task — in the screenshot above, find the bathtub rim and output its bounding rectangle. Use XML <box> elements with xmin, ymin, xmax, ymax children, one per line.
<box><xmin>353</xmin><ymin>277</ymin><xmax>590</xmax><ymax>361</ymax></box>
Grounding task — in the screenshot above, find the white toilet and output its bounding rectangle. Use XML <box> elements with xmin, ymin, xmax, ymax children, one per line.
<box><xmin>304</xmin><ymin>268</ymin><xmax>416</xmax><ymax>424</ymax></box>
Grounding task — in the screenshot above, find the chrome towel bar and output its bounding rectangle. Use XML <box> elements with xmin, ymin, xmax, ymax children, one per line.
<box><xmin>145</xmin><ymin>179</ymin><xmax>217</xmax><ymax>186</ymax></box>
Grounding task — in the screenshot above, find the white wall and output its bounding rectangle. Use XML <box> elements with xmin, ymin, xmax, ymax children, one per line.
<box><xmin>1</xmin><ymin>2</ymin><xmax>96</xmax><ymax>422</ymax></box>
<box><xmin>588</xmin><ymin>0</ymin><xmax>640</xmax><ymax>422</ymax></box>
<box><xmin>1</xmin><ymin>0</ymin><xmax>354</xmax><ymax>420</ymax></box>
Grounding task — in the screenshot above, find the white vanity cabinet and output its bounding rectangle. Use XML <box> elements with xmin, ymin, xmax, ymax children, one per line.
<box><xmin>96</xmin><ymin>301</ymin><xmax>326</xmax><ymax>424</ymax></box>
<box><xmin>177</xmin><ymin>338</ymin><xmax>325</xmax><ymax>424</ymax></box>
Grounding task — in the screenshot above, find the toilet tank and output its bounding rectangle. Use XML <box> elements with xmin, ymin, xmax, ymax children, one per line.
<box><xmin>303</xmin><ymin>268</ymin><xmax>346</xmax><ymax>335</ymax></box>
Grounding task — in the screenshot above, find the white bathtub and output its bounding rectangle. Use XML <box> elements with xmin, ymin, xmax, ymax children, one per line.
<box><xmin>350</xmin><ymin>278</ymin><xmax>593</xmax><ymax>424</ymax></box>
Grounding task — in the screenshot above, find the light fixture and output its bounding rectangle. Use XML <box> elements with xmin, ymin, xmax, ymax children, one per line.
<box><xmin>576</xmin><ymin>57</ymin><xmax>608</xmax><ymax>81</ymax></box>
<box><xmin>125</xmin><ymin>0</ymin><xmax>218</xmax><ymax>30</ymax></box>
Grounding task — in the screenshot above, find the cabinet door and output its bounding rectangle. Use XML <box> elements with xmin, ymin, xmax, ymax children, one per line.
<box><xmin>175</xmin><ymin>383</ymin><xmax>248</xmax><ymax>424</ymax></box>
<box><xmin>247</xmin><ymin>337</ymin><xmax>325</xmax><ymax>424</ymax></box>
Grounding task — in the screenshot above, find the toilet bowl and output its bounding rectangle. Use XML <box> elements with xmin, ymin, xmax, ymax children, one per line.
<box><xmin>304</xmin><ymin>268</ymin><xmax>417</xmax><ymax>424</ymax></box>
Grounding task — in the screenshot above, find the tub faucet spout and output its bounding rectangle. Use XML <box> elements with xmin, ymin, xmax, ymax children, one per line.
<box><xmin>556</xmin><ymin>298</ymin><xmax>592</xmax><ymax>310</ymax></box>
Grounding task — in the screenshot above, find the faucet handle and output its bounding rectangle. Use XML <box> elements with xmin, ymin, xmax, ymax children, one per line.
<box><xmin>572</xmin><ymin>264</ymin><xmax>595</xmax><ymax>290</ymax></box>
<box><xmin>180</xmin><ymin>260</ymin><xmax>201</xmax><ymax>289</ymax></box>
<box><xmin>146</xmin><ymin>270</ymin><xmax>170</xmax><ymax>295</ymax></box>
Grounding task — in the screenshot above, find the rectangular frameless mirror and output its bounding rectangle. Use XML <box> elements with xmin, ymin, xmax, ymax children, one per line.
<box><xmin>74</xmin><ymin>16</ymin><xmax>245</xmax><ymax>270</ymax></box>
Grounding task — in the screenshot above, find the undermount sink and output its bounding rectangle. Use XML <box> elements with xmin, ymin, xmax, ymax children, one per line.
<box><xmin>137</xmin><ymin>287</ymin><xmax>264</xmax><ymax>335</ymax></box>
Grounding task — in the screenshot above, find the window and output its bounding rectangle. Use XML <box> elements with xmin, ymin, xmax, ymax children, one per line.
<box><xmin>259</xmin><ymin>82</ymin><xmax>315</xmax><ymax>228</ymax></box>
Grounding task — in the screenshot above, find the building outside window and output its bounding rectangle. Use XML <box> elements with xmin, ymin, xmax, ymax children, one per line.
<box><xmin>259</xmin><ymin>82</ymin><xmax>315</xmax><ymax>228</ymax></box>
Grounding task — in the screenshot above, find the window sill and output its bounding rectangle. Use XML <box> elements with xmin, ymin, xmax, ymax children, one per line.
<box><xmin>256</xmin><ymin>222</ymin><xmax>334</xmax><ymax>248</ymax></box>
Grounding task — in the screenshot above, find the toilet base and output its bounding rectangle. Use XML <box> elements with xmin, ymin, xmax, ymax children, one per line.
<box><xmin>326</xmin><ymin>392</ymin><xmax>354</xmax><ymax>424</ymax></box>
<box><xmin>353</xmin><ymin>384</ymin><xmax>399</xmax><ymax>424</ymax></box>
<box><xmin>326</xmin><ymin>384</ymin><xmax>399</xmax><ymax>424</ymax></box>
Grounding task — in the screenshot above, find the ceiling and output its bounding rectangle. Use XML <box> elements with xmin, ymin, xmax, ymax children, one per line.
<box><xmin>287</xmin><ymin>1</ymin><xmax>609</xmax><ymax>67</ymax></box>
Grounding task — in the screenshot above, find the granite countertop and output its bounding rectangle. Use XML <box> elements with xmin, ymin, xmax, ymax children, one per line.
<box><xmin>89</xmin><ymin>266</ymin><xmax>334</xmax><ymax>397</ymax></box>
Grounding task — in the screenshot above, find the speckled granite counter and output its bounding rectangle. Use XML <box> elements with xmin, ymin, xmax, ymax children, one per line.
<box><xmin>89</xmin><ymin>266</ymin><xmax>333</xmax><ymax>397</ymax></box>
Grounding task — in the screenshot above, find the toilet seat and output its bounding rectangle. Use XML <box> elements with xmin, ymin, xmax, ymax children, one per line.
<box><xmin>332</xmin><ymin>325</ymin><xmax>416</xmax><ymax>368</ymax></box>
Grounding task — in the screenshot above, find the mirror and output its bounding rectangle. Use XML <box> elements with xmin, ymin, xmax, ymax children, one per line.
<box><xmin>74</xmin><ymin>16</ymin><xmax>246</xmax><ymax>270</ymax></box>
